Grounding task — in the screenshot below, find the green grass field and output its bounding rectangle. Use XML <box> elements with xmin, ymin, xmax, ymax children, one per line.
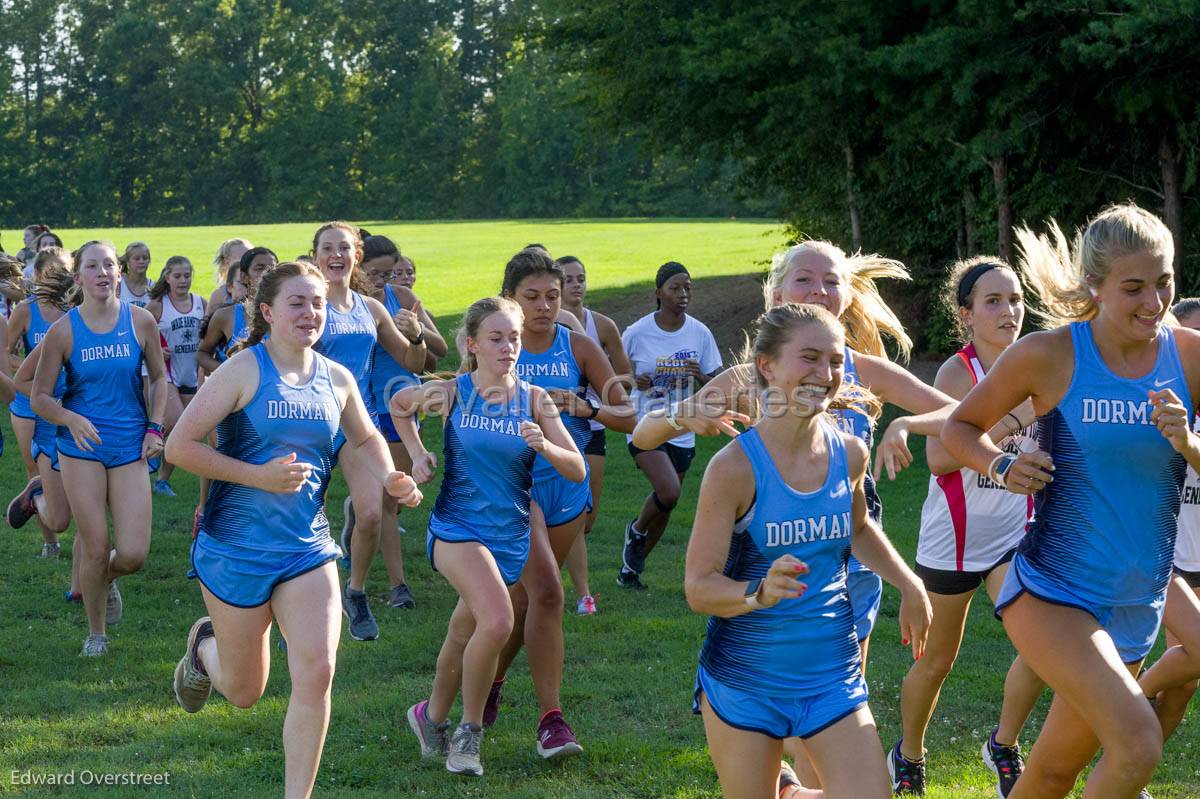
<box><xmin>3</xmin><ymin>219</ymin><xmax>785</xmax><ymax>318</ymax></box>
<box><xmin>0</xmin><ymin>219</ymin><xmax>1197</xmax><ymax>797</ymax></box>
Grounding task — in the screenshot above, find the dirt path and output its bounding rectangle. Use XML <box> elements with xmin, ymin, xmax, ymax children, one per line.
<box><xmin>588</xmin><ymin>272</ymin><xmax>941</xmax><ymax>380</ymax></box>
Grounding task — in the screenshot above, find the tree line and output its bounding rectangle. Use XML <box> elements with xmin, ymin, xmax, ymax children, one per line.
<box><xmin>0</xmin><ymin>0</ymin><xmax>771</xmax><ymax>230</ymax></box>
<box><xmin>547</xmin><ymin>0</ymin><xmax>1200</xmax><ymax>345</ymax></box>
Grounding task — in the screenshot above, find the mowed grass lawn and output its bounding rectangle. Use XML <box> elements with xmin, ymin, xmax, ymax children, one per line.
<box><xmin>0</xmin><ymin>219</ymin><xmax>1197</xmax><ymax>797</ymax></box>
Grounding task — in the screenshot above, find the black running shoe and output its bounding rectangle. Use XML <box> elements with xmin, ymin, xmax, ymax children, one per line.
<box><xmin>887</xmin><ymin>739</ymin><xmax>926</xmax><ymax>795</ymax></box>
<box><xmin>981</xmin><ymin>728</ymin><xmax>1024</xmax><ymax>798</ymax></box>
<box><xmin>622</xmin><ymin>520</ymin><xmax>647</xmax><ymax>574</ymax></box>
<box><xmin>616</xmin><ymin>569</ymin><xmax>647</xmax><ymax>591</ymax></box>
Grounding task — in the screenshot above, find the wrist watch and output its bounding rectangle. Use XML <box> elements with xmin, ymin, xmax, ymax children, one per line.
<box><xmin>744</xmin><ymin>578</ymin><xmax>764</xmax><ymax>609</ymax></box>
<box><xmin>586</xmin><ymin>397</ymin><xmax>601</xmax><ymax>420</ymax></box>
<box><xmin>665</xmin><ymin>404</ymin><xmax>683</xmax><ymax>431</ymax></box>
<box><xmin>408</xmin><ymin>330</ymin><xmax>425</xmax><ymax>346</ymax></box>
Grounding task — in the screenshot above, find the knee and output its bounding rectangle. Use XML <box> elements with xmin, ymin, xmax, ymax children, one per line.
<box><xmin>290</xmin><ymin>651</ymin><xmax>336</xmax><ymax>700</ymax></box>
<box><xmin>1110</xmin><ymin>725</ymin><xmax>1162</xmax><ymax>779</ymax></box>
<box><xmin>913</xmin><ymin>651</ymin><xmax>957</xmax><ymax>684</ymax></box>
<box><xmin>44</xmin><ymin>510</ymin><xmax>71</xmax><ymax>534</ymax></box>
<box><xmin>475</xmin><ymin>609</ymin><xmax>515</xmax><ymax>648</ymax></box>
<box><xmin>354</xmin><ymin>503</ymin><xmax>382</xmax><ymax>532</ymax></box>
<box><xmin>111</xmin><ymin>546</ymin><xmax>148</xmax><ymax>574</ymax></box>
<box><xmin>652</xmin><ymin>487</ymin><xmax>679</xmax><ymax>512</ymax></box>
<box><xmin>224</xmin><ymin>680</ymin><xmax>268</xmax><ymax>709</ymax></box>
<box><xmin>528</xmin><ymin>575</ymin><xmax>564</xmax><ymax>612</ymax></box>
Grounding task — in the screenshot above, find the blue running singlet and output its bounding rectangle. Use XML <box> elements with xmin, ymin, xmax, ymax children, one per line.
<box><xmin>11</xmin><ymin>301</ymin><xmax>65</xmax><ymax>419</ymax></box>
<box><xmin>516</xmin><ymin>324</ymin><xmax>592</xmax><ymax>470</ymax></box>
<box><xmin>193</xmin><ymin>344</ymin><xmax>342</xmax><ymax>606</ymax></box>
<box><xmin>428</xmin><ymin>374</ymin><xmax>537</xmax><ymax>584</ymax></box>
<box><xmin>516</xmin><ymin>323</ymin><xmax>592</xmax><ymax>526</ymax></box>
<box><xmin>699</xmin><ymin>424</ymin><xmax>861</xmax><ymax>696</ymax></box>
<box><xmin>1009</xmin><ymin>321</ymin><xmax>1190</xmax><ymax>611</ymax></box>
<box><xmin>830</xmin><ymin>347</ymin><xmax>883</xmax><ymax>639</ymax></box>
<box><xmin>55</xmin><ymin>303</ymin><xmax>147</xmax><ymax>468</ymax></box>
<box><xmin>201</xmin><ymin>345</ymin><xmax>341</xmax><ymax>551</ymax></box>
<box><xmin>315</xmin><ymin>291</ymin><xmax>378</xmax><ymax>419</ymax></box>
<box><xmin>372</xmin><ymin>285</ymin><xmax>420</xmax><ymax>423</ymax></box>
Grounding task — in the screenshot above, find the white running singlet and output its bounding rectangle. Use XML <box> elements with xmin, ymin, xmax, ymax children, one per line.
<box><xmin>1176</xmin><ymin>415</ymin><xmax>1200</xmax><ymax>572</ymax></box>
<box><xmin>916</xmin><ymin>343</ymin><xmax>1036</xmax><ymax>572</ymax></box>
<box><xmin>159</xmin><ymin>293</ymin><xmax>205</xmax><ymax>388</ymax></box>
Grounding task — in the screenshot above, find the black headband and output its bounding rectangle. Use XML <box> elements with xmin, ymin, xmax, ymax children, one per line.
<box><xmin>656</xmin><ymin>262</ymin><xmax>689</xmax><ymax>289</ymax></box>
<box><xmin>956</xmin><ymin>262</ymin><xmax>1004</xmax><ymax>308</ymax></box>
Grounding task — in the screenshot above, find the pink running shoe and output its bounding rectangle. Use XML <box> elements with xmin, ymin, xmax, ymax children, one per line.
<box><xmin>536</xmin><ymin>709</ymin><xmax>583</xmax><ymax>759</ymax></box>
<box><xmin>576</xmin><ymin>595</ymin><xmax>597</xmax><ymax>615</ymax></box>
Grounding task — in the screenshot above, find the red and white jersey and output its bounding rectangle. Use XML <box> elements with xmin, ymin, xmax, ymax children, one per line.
<box><xmin>1176</xmin><ymin>416</ymin><xmax>1200</xmax><ymax>572</ymax></box>
<box><xmin>916</xmin><ymin>343</ymin><xmax>1037</xmax><ymax>572</ymax></box>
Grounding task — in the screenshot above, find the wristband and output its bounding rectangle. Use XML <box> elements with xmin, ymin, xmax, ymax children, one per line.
<box><xmin>665</xmin><ymin>404</ymin><xmax>683</xmax><ymax>431</ymax></box>
<box><xmin>1005</xmin><ymin>412</ymin><xmax>1022</xmax><ymax>435</ymax></box>
<box><xmin>145</xmin><ymin>428</ymin><xmax>164</xmax><ymax>439</ymax></box>
<box><xmin>988</xmin><ymin>452</ymin><xmax>1018</xmax><ymax>488</ymax></box>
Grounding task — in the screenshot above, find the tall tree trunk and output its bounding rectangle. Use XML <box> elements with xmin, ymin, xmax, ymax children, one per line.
<box><xmin>991</xmin><ymin>155</ymin><xmax>1012</xmax><ymax>262</ymax></box>
<box><xmin>964</xmin><ymin>186</ymin><xmax>977</xmax><ymax>255</ymax></box>
<box><xmin>1160</xmin><ymin>129</ymin><xmax>1183</xmax><ymax>272</ymax></box>
<box><xmin>844</xmin><ymin>139</ymin><xmax>862</xmax><ymax>251</ymax></box>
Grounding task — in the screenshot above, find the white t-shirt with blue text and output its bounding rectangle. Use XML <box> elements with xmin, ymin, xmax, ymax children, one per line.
<box><xmin>622</xmin><ymin>312</ymin><xmax>722</xmax><ymax>449</ymax></box>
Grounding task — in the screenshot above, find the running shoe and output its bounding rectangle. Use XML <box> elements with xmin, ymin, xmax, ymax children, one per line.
<box><xmin>446</xmin><ymin>723</ymin><xmax>484</xmax><ymax>776</ymax></box>
<box><xmin>153</xmin><ymin>479</ymin><xmax>177</xmax><ymax>497</ymax></box>
<box><xmin>621</xmin><ymin>519</ymin><xmax>647</xmax><ymax>574</ymax></box>
<box><xmin>38</xmin><ymin>542</ymin><xmax>61</xmax><ymax>559</ymax></box>
<box><xmin>342</xmin><ymin>581</ymin><xmax>378</xmax><ymax>641</ymax></box>
<box><xmin>981</xmin><ymin>727</ymin><xmax>1024</xmax><ymax>798</ymax></box>
<box><xmin>105</xmin><ymin>580</ymin><xmax>123</xmax><ymax>626</ymax></box>
<box><xmin>576</xmin><ymin>594</ymin><xmax>597</xmax><ymax>615</ymax></box>
<box><xmin>173</xmin><ymin>617</ymin><xmax>214</xmax><ymax>713</ymax></box>
<box><xmin>482</xmin><ymin>679</ymin><xmax>504</xmax><ymax>728</ymax></box>
<box><xmin>616</xmin><ymin>569</ymin><xmax>647</xmax><ymax>591</ymax></box>
<box><xmin>887</xmin><ymin>739</ymin><xmax>926</xmax><ymax>795</ymax></box>
<box><xmin>407</xmin><ymin>700</ymin><xmax>450</xmax><ymax>758</ymax></box>
<box><xmin>536</xmin><ymin>709</ymin><xmax>583</xmax><ymax>758</ymax></box>
<box><xmin>339</xmin><ymin>497</ymin><xmax>355</xmax><ymax>569</ymax></box>
<box><xmin>7</xmin><ymin>475</ymin><xmax>42</xmax><ymax>529</ymax></box>
<box><xmin>80</xmin><ymin>634</ymin><xmax>108</xmax><ymax>657</ymax></box>
<box><xmin>1138</xmin><ymin>790</ymin><xmax>1154</xmax><ymax>799</ymax></box>
<box><xmin>778</xmin><ymin>760</ymin><xmax>802</xmax><ymax>798</ymax></box>
<box><xmin>388</xmin><ymin>583</ymin><xmax>416</xmax><ymax>609</ymax></box>
<box><xmin>64</xmin><ymin>590</ymin><xmax>82</xmax><ymax>604</ymax></box>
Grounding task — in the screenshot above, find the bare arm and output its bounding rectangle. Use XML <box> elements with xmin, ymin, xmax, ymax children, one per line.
<box><xmin>845</xmin><ymin>435</ymin><xmax>931</xmax><ymax>659</ymax></box>
<box><xmin>368</xmin><ymin>295</ymin><xmax>426</xmax><ymax>372</ymax></box>
<box><xmin>390</xmin><ymin>378</ymin><xmax>456</xmax><ymax>483</ymax></box>
<box><xmin>0</xmin><ymin>316</ymin><xmax>16</xmax><ymax>403</ymax></box>
<box><xmin>684</xmin><ymin>441</ymin><xmax>808</xmax><ymax>617</ymax></box>
<box><xmin>13</xmin><ymin>341</ymin><xmax>40</xmax><ymax>398</ymax></box>
<box><xmin>595</xmin><ymin>312</ymin><xmax>633</xmax><ymax>378</ymax></box>
<box><xmin>941</xmin><ymin>331</ymin><xmax>1063</xmax><ymax>494</ymax></box>
<box><xmin>7</xmin><ymin>302</ymin><xmax>28</xmax><ymax>360</ymax></box>
<box><xmin>545</xmin><ymin>333</ymin><xmax>636</xmax><ymax>433</ymax></box>
<box><xmin>330</xmin><ymin>360</ymin><xmax>422</xmax><ymax>507</ymax></box>
<box><xmin>196</xmin><ymin>305</ymin><xmax>232</xmax><ymax>373</ymax></box>
<box><xmin>134</xmin><ymin>307</ymin><xmax>168</xmax><ymax>459</ymax></box>
<box><xmin>531</xmin><ymin>385</ymin><xmax>586</xmax><ymax>482</ymax></box>
<box><xmin>631</xmin><ymin>363</ymin><xmax>754</xmax><ymax>450</ymax></box>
